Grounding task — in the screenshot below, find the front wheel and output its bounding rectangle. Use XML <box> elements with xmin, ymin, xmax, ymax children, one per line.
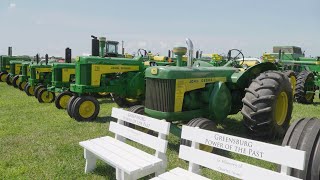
<box><xmin>241</xmin><ymin>71</ymin><xmax>293</xmax><ymax>139</ymax></box>
<box><xmin>37</xmin><ymin>89</ymin><xmax>55</xmax><ymax>103</ymax></box>
<box><xmin>72</xmin><ymin>96</ymin><xmax>100</xmax><ymax>121</ymax></box>
<box><xmin>24</xmin><ymin>83</ymin><xmax>35</xmax><ymax>96</ymax></box>
<box><xmin>181</xmin><ymin>118</ymin><xmax>217</xmax><ymax>153</ymax></box>
<box><xmin>55</xmin><ymin>91</ymin><xmax>73</xmax><ymax>109</ymax></box>
<box><xmin>12</xmin><ymin>75</ymin><xmax>20</xmax><ymax>88</ymax></box>
<box><xmin>0</xmin><ymin>72</ymin><xmax>8</xmax><ymax>82</ymax></box>
<box><xmin>5</xmin><ymin>74</ymin><xmax>12</xmax><ymax>85</ymax></box>
<box><xmin>18</xmin><ymin>81</ymin><xmax>27</xmax><ymax>91</ymax></box>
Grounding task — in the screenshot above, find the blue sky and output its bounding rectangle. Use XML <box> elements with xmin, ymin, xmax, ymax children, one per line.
<box><xmin>0</xmin><ymin>0</ymin><xmax>319</xmax><ymax>57</ymax></box>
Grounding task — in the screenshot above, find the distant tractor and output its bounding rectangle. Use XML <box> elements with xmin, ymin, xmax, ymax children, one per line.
<box><xmin>263</xmin><ymin>46</ymin><xmax>320</xmax><ymax>104</ymax></box>
<box><xmin>131</xmin><ymin>39</ymin><xmax>293</xmax><ymax>140</ymax></box>
<box><xmin>0</xmin><ymin>47</ymin><xmax>31</xmax><ymax>83</ymax></box>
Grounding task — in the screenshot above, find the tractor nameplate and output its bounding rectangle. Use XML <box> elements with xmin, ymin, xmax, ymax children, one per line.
<box><xmin>174</xmin><ymin>77</ymin><xmax>227</xmax><ymax>112</ymax></box>
<box><xmin>91</xmin><ymin>64</ymin><xmax>139</xmax><ymax>86</ymax></box>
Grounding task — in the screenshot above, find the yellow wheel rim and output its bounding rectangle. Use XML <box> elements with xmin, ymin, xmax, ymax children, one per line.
<box><xmin>16</xmin><ymin>78</ymin><xmax>20</xmax><ymax>85</ymax></box>
<box><xmin>59</xmin><ymin>94</ymin><xmax>71</xmax><ymax>109</ymax></box>
<box><xmin>1</xmin><ymin>74</ymin><xmax>7</xmax><ymax>82</ymax></box>
<box><xmin>28</xmin><ymin>86</ymin><xmax>35</xmax><ymax>95</ymax></box>
<box><xmin>305</xmin><ymin>93</ymin><xmax>313</xmax><ymax>101</ymax></box>
<box><xmin>20</xmin><ymin>82</ymin><xmax>27</xmax><ymax>89</ymax></box>
<box><xmin>275</xmin><ymin>91</ymin><xmax>288</xmax><ymax>126</ymax></box>
<box><xmin>98</xmin><ymin>92</ymin><xmax>110</xmax><ymax>96</ymax></box>
<box><xmin>41</xmin><ymin>91</ymin><xmax>54</xmax><ymax>103</ymax></box>
<box><xmin>289</xmin><ymin>75</ymin><xmax>296</xmax><ymax>96</ymax></box>
<box><xmin>126</xmin><ymin>98</ymin><xmax>138</xmax><ymax>103</ymax></box>
<box><xmin>79</xmin><ymin>101</ymin><xmax>95</xmax><ymax>118</ymax></box>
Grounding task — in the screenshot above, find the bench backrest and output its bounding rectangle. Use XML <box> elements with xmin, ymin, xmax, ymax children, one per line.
<box><xmin>179</xmin><ymin>125</ymin><xmax>306</xmax><ymax>180</ymax></box>
<box><xmin>110</xmin><ymin>107</ymin><xmax>170</xmax><ymax>155</ymax></box>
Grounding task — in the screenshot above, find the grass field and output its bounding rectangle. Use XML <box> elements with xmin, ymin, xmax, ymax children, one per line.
<box><xmin>0</xmin><ymin>82</ymin><xmax>319</xmax><ymax>179</ymax></box>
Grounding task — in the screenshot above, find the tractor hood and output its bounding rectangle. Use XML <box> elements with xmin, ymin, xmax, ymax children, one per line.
<box><xmin>146</xmin><ymin>66</ymin><xmax>238</xmax><ymax>80</ymax></box>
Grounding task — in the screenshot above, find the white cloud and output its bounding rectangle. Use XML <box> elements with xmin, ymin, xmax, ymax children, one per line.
<box><xmin>8</xmin><ymin>3</ymin><xmax>16</xmax><ymax>9</ymax></box>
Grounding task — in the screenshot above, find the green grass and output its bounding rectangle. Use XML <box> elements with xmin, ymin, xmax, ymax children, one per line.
<box><xmin>0</xmin><ymin>82</ymin><xmax>319</xmax><ymax>179</ymax></box>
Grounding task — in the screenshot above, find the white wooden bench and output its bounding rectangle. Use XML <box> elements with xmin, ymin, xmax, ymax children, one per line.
<box><xmin>152</xmin><ymin>125</ymin><xmax>306</xmax><ymax>180</ymax></box>
<box><xmin>79</xmin><ymin>107</ymin><xmax>170</xmax><ymax>180</ymax></box>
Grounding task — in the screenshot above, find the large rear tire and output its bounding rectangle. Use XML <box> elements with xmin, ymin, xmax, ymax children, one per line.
<box><xmin>241</xmin><ymin>71</ymin><xmax>293</xmax><ymax>138</ymax></box>
<box><xmin>280</xmin><ymin>117</ymin><xmax>320</xmax><ymax>180</ymax></box>
<box><xmin>295</xmin><ymin>71</ymin><xmax>315</xmax><ymax>104</ymax></box>
<box><xmin>283</xmin><ymin>70</ymin><xmax>297</xmax><ymax>97</ymax></box>
<box><xmin>181</xmin><ymin>118</ymin><xmax>217</xmax><ymax>153</ymax></box>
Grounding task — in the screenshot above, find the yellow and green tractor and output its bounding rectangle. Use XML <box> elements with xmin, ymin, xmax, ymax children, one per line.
<box><xmin>131</xmin><ymin>39</ymin><xmax>293</xmax><ymax>139</ymax></box>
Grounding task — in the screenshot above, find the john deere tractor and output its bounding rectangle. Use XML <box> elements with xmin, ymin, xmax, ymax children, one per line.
<box><xmin>263</xmin><ymin>46</ymin><xmax>320</xmax><ymax>104</ymax></box>
<box><xmin>17</xmin><ymin>61</ymin><xmax>32</xmax><ymax>91</ymax></box>
<box><xmin>0</xmin><ymin>47</ymin><xmax>31</xmax><ymax>82</ymax></box>
<box><xmin>66</xmin><ymin>36</ymin><xmax>182</xmax><ymax>121</ymax></box>
<box><xmin>24</xmin><ymin>54</ymin><xmax>55</xmax><ymax>103</ymax></box>
<box><xmin>129</xmin><ymin>39</ymin><xmax>293</xmax><ymax>139</ymax></box>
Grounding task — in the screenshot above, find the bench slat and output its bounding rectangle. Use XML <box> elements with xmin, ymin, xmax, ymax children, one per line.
<box><xmin>150</xmin><ymin>167</ymin><xmax>210</xmax><ymax>180</ymax></box>
<box><xmin>109</xmin><ymin>122</ymin><xmax>168</xmax><ymax>153</ymax></box>
<box><xmin>79</xmin><ymin>140</ymin><xmax>139</xmax><ymax>173</ymax></box>
<box><xmin>179</xmin><ymin>145</ymin><xmax>302</xmax><ymax>180</ymax></box>
<box><xmin>181</xmin><ymin>126</ymin><xmax>305</xmax><ymax>170</ymax></box>
<box><xmin>101</xmin><ymin>136</ymin><xmax>161</xmax><ymax>164</ymax></box>
<box><xmin>111</xmin><ymin>107</ymin><xmax>170</xmax><ymax>134</ymax></box>
<box><xmin>169</xmin><ymin>168</ymin><xmax>210</xmax><ymax>180</ymax></box>
<box><xmin>90</xmin><ymin>138</ymin><xmax>157</xmax><ymax>169</ymax></box>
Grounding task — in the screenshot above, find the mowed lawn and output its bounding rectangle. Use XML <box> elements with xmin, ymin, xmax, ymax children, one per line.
<box><xmin>1</xmin><ymin>82</ymin><xmax>320</xmax><ymax>180</ymax></box>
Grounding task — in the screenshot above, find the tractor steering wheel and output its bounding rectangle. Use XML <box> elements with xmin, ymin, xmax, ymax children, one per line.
<box><xmin>137</xmin><ymin>49</ymin><xmax>147</xmax><ymax>57</ymax></box>
<box><xmin>227</xmin><ymin>49</ymin><xmax>245</xmax><ymax>67</ymax></box>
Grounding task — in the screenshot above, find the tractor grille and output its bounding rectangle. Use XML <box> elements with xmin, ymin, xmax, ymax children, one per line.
<box><xmin>145</xmin><ymin>78</ymin><xmax>176</xmax><ymax>112</ymax></box>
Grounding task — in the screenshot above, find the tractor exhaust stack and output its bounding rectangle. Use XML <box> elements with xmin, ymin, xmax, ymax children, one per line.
<box><xmin>186</xmin><ymin>38</ymin><xmax>194</xmax><ymax>68</ymax></box>
<box><xmin>65</xmin><ymin>48</ymin><xmax>72</xmax><ymax>63</ymax></box>
<box><xmin>91</xmin><ymin>35</ymin><xmax>99</xmax><ymax>56</ymax></box>
<box><xmin>8</xmin><ymin>47</ymin><xmax>12</xmax><ymax>56</ymax></box>
<box><xmin>36</xmin><ymin>54</ymin><xmax>39</xmax><ymax>64</ymax></box>
<box><xmin>45</xmin><ymin>54</ymin><xmax>48</xmax><ymax>65</ymax></box>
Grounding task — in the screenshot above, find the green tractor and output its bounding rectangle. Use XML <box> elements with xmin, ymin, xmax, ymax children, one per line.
<box><xmin>0</xmin><ymin>47</ymin><xmax>31</xmax><ymax>82</ymax></box>
<box><xmin>24</xmin><ymin>54</ymin><xmax>55</xmax><ymax>103</ymax></box>
<box><xmin>5</xmin><ymin>60</ymin><xmax>32</xmax><ymax>87</ymax></box>
<box><xmin>46</xmin><ymin>48</ymin><xmax>76</xmax><ymax>108</ymax></box>
<box><xmin>17</xmin><ymin>61</ymin><xmax>32</xmax><ymax>91</ymax></box>
<box><xmin>130</xmin><ymin>39</ymin><xmax>293</xmax><ymax>139</ymax></box>
<box><xmin>66</xmin><ymin>36</ymin><xmax>180</xmax><ymax>121</ymax></box>
<box><xmin>263</xmin><ymin>46</ymin><xmax>320</xmax><ymax>104</ymax></box>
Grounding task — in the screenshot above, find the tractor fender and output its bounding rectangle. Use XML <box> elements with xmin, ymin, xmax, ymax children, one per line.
<box><xmin>209</xmin><ymin>81</ymin><xmax>232</xmax><ymax>121</ymax></box>
<box><xmin>235</xmin><ymin>62</ymin><xmax>277</xmax><ymax>88</ymax></box>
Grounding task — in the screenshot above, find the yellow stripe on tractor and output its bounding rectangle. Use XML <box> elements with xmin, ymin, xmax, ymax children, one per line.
<box><xmin>36</xmin><ymin>68</ymin><xmax>52</xmax><ymax>79</ymax></box>
<box><xmin>174</xmin><ymin>77</ymin><xmax>227</xmax><ymax>112</ymax></box>
<box><xmin>62</xmin><ymin>69</ymin><xmax>76</xmax><ymax>82</ymax></box>
<box><xmin>15</xmin><ymin>64</ymin><xmax>22</xmax><ymax>75</ymax></box>
<box><xmin>91</xmin><ymin>65</ymin><xmax>139</xmax><ymax>86</ymax></box>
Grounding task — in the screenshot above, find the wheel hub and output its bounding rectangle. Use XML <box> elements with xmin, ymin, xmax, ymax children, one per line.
<box><xmin>275</xmin><ymin>91</ymin><xmax>288</xmax><ymax>126</ymax></box>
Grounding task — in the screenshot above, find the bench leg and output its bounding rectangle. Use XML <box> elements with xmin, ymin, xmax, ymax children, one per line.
<box><xmin>116</xmin><ymin>168</ymin><xmax>133</xmax><ymax>180</ymax></box>
<box><xmin>84</xmin><ymin>149</ymin><xmax>97</xmax><ymax>173</ymax></box>
<box><xmin>155</xmin><ymin>168</ymin><xmax>165</xmax><ymax>176</ymax></box>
